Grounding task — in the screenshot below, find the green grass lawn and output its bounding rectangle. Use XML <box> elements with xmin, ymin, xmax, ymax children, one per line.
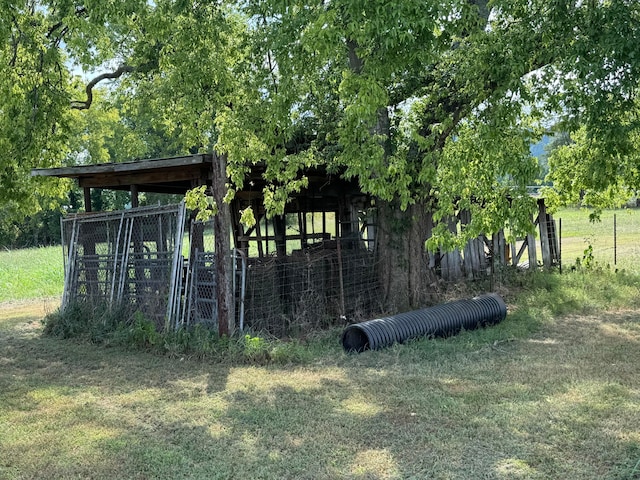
<box><xmin>1</xmin><ymin>270</ymin><xmax>640</xmax><ymax>479</ymax></box>
<box><xmin>0</xmin><ymin>246</ymin><xmax>64</xmax><ymax>302</ymax></box>
<box><xmin>1</xmin><ymin>211</ymin><xmax>640</xmax><ymax>478</ymax></box>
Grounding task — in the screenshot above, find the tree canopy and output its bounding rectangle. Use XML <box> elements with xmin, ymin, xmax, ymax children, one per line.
<box><xmin>2</xmin><ymin>0</ymin><xmax>640</xmax><ymax>246</ymax></box>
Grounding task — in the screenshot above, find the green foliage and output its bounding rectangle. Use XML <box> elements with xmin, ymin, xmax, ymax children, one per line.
<box><xmin>185</xmin><ymin>185</ymin><xmax>218</xmax><ymax>221</ymax></box>
<box><xmin>2</xmin><ymin>0</ymin><xmax>640</xmax><ymax>252</ymax></box>
<box><xmin>575</xmin><ymin>244</ymin><xmax>597</xmax><ymax>271</ymax></box>
<box><xmin>42</xmin><ymin>301</ymin><xmax>128</xmax><ymax>342</ymax></box>
<box><xmin>127</xmin><ymin>311</ymin><xmax>161</xmax><ymax>349</ymax></box>
<box><xmin>239</xmin><ymin>206</ymin><xmax>256</xmax><ymax>228</ymax></box>
<box><xmin>544</xmin><ymin>127</ymin><xmax>637</xmax><ymax>212</ymax></box>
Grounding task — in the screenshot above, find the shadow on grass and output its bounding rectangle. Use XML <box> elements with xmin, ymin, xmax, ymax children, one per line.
<box><xmin>2</xmin><ymin>298</ymin><xmax>640</xmax><ymax>479</ymax></box>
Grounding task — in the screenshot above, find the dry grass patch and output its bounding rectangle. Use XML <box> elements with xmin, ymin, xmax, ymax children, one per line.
<box><xmin>1</xmin><ymin>296</ymin><xmax>640</xmax><ymax>479</ymax></box>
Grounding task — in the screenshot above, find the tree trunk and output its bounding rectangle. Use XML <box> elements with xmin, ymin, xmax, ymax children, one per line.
<box><xmin>212</xmin><ymin>152</ymin><xmax>234</xmax><ymax>336</ymax></box>
<box><xmin>376</xmin><ymin>200</ymin><xmax>435</xmax><ymax>313</ymax></box>
<box><xmin>346</xmin><ymin>37</ymin><xmax>435</xmax><ymax>312</ymax></box>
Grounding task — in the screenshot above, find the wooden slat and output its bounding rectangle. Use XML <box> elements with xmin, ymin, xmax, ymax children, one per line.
<box><xmin>238</xmin><ymin>233</ymin><xmax>328</xmax><ymax>242</ymax></box>
<box><xmin>538</xmin><ymin>201</ymin><xmax>551</xmax><ymax>269</ymax></box>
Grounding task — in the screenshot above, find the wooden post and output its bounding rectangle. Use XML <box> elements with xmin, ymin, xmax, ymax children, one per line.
<box><xmin>130</xmin><ymin>184</ymin><xmax>139</xmax><ymax>208</ymax></box>
<box><xmin>273</xmin><ymin>215</ymin><xmax>287</xmax><ymax>257</ymax></box>
<box><xmin>298</xmin><ymin>211</ymin><xmax>307</xmax><ymax>249</ymax></box>
<box><xmin>492</xmin><ymin>230</ymin><xmax>506</xmax><ymax>266</ymax></box>
<box><xmin>527</xmin><ymin>230</ymin><xmax>538</xmax><ymax>269</ymax></box>
<box><xmin>83</xmin><ymin>187</ymin><xmax>92</xmax><ymax>213</ymax></box>
<box><xmin>460</xmin><ymin>210</ymin><xmax>486</xmax><ymax>278</ymax></box>
<box><xmin>336</xmin><ymin>235</ymin><xmax>346</xmax><ymax>318</ymax></box>
<box><xmin>212</xmin><ymin>152</ymin><xmax>234</xmax><ymax>336</ymax></box>
<box><xmin>441</xmin><ymin>216</ymin><xmax>462</xmax><ymax>280</ymax></box>
<box><xmin>253</xmin><ymin>213</ymin><xmax>265</xmax><ymax>258</ymax></box>
<box><xmin>538</xmin><ymin>200</ymin><xmax>551</xmax><ymax>269</ymax></box>
<box><xmin>548</xmin><ymin>213</ymin><xmax>559</xmax><ymax>265</ymax></box>
<box><xmin>265</xmin><ymin>215</ymin><xmax>270</xmax><ymax>256</ymax></box>
<box><xmin>79</xmin><ymin>186</ymin><xmax>99</xmax><ymax>296</ymax></box>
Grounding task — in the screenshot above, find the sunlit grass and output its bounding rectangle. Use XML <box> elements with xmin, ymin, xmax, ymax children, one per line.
<box><xmin>0</xmin><ymin>246</ymin><xmax>64</xmax><ymax>302</ymax></box>
<box><xmin>2</xmin><ymin>270</ymin><xmax>640</xmax><ymax>479</ymax></box>
<box><xmin>555</xmin><ymin>207</ymin><xmax>640</xmax><ymax>272</ymax></box>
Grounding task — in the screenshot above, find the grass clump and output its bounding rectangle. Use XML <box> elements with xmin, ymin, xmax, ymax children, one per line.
<box><xmin>43</xmin><ymin>301</ymin><xmax>312</xmax><ymax>365</ymax></box>
<box><xmin>43</xmin><ymin>301</ymin><xmax>128</xmax><ymax>342</ymax></box>
<box><xmin>508</xmin><ymin>267</ymin><xmax>640</xmax><ymax>320</ymax></box>
<box><xmin>42</xmin><ymin>266</ymin><xmax>640</xmax><ymax>367</ymax></box>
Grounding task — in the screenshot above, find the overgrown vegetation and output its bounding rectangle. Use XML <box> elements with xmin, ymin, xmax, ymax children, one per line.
<box><xmin>42</xmin><ymin>301</ymin><xmax>316</xmax><ymax>365</ymax></box>
<box><xmin>41</xmin><ymin>266</ymin><xmax>640</xmax><ymax>369</ymax></box>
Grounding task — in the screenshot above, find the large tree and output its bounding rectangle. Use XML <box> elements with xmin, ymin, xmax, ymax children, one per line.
<box><xmin>217</xmin><ymin>0</ymin><xmax>640</xmax><ymax>307</ymax></box>
<box><xmin>2</xmin><ymin>0</ymin><xmax>640</xmax><ymax>310</ymax></box>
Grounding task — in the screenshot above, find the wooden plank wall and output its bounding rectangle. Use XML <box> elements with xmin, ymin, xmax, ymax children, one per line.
<box><xmin>435</xmin><ymin>199</ymin><xmax>559</xmax><ymax>280</ymax></box>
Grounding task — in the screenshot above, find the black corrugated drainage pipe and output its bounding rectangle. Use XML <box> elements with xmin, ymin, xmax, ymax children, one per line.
<box><xmin>342</xmin><ymin>293</ymin><xmax>507</xmax><ymax>353</ymax></box>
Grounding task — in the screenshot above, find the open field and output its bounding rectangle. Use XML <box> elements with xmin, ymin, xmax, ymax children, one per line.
<box><xmin>0</xmin><ymin>246</ymin><xmax>64</xmax><ymax>302</ymax></box>
<box><xmin>2</xmin><ymin>269</ymin><xmax>640</xmax><ymax>479</ymax></box>
<box><xmin>555</xmin><ymin>207</ymin><xmax>640</xmax><ymax>271</ymax></box>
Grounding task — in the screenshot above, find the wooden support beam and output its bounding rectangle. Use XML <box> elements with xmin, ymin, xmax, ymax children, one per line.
<box><xmin>238</xmin><ymin>233</ymin><xmax>329</xmax><ymax>243</ymax></box>
<box><xmin>83</xmin><ymin>186</ymin><xmax>92</xmax><ymax>212</ymax></box>
<box><xmin>441</xmin><ymin>216</ymin><xmax>463</xmax><ymax>280</ymax></box>
<box><xmin>130</xmin><ymin>184</ymin><xmax>139</xmax><ymax>208</ymax></box>
<box><xmin>514</xmin><ymin>236</ymin><xmax>529</xmax><ymax>265</ymax></box>
<box><xmin>254</xmin><ymin>213</ymin><xmax>264</xmax><ymax>258</ymax></box>
<box><xmin>273</xmin><ymin>215</ymin><xmax>287</xmax><ymax>257</ymax></box>
<box><xmin>527</xmin><ymin>230</ymin><xmax>538</xmax><ymax>268</ymax></box>
<box><xmin>78</xmin><ymin>166</ymin><xmax>208</xmax><ymax>189</ymax></box>
<box><xmin>538</xmin><ymin>201</ymin><xmax>552</xmax><ymax>269</ymax></box>
<box><xmin>461</xmin><ymin>210</ymin><xmax>486</xmax><ymax>278</ymax></box>
<box><xmin>212</xmin><ymin>152</ymin><xmax>234</xmax><ymax>336</ymax></box>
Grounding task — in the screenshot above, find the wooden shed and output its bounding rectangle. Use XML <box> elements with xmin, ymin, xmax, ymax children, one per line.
<box><xmin>33</xmin><ymin>154</ymin><xmax>560</xmax><ymax>336</ymax></box>
<box><xmin>32</xmin><ymin>154</ymin><xmax>372</xmax><ymax>257</ymax></box>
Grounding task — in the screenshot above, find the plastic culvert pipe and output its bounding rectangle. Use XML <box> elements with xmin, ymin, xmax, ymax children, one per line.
<box><xmin>341</xmin><ymin>293</ymin><xmax>507</xmax><ymax>353</ymax></box>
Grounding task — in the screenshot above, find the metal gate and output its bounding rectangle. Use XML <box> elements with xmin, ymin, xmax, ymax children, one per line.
<box><xmin>61</xmin><ymin>203</ymin><xmax>187</xmax><ymax>330</ymax></box>
<box><xmin>181</xmin><ymin>225</ymin><xmax>247</xmax><ymax>331</ymax></box>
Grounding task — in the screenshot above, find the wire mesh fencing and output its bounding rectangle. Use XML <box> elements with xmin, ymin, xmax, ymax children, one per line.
<box><xmin>244</xmin><ymin>248</ymin><xmax>381</xmax><ymax>336</ymax></box>
<box><xmin>61</xmin><ymin>203</ymin><xmax>187</xmax><ymax>329</ymax></box>
<box><xmin>556</xmin><ymin>211</ymin><xmax>640</xmax><ymax>271</ymax></box>
<box><xmin>61</xmin><ymin>208</ymin><xmax>381</xmax><ymax>337</ymax></box>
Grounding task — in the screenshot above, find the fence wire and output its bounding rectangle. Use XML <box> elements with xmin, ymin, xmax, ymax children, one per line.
<box><xmin>61</xmin><ymin>209</ymin><xmax>381</xmax><ymax>336</ymax></box>
<box><xmin>244</xmin><ymin>248</ymin><xmax>381</xmax><ymax>336</ymax></box>
<box><xmin>182</xmin><ymin>220</ymin><xmax>247</xmax><ymax>332</ymax></box>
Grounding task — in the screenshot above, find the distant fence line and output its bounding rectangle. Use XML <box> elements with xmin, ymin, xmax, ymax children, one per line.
<box><xmin>556</xmin><ymin>212</ymin><xmax>640</xmax><ymax>271</ymax></box>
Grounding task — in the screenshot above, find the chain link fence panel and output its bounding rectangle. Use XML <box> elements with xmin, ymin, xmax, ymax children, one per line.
<box><xmin>61</xmin><ymin>203</ymin><xmax>186</xmax><ymax>330</ymax></box>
